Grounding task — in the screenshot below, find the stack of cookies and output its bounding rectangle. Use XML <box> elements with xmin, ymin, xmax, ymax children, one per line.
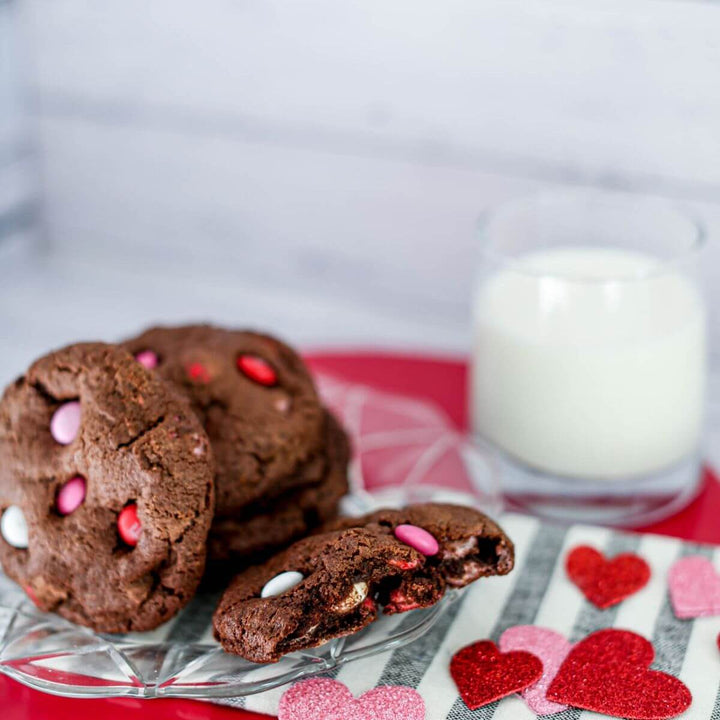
<box><xmin>0</xmin><ymin>325</ymin><xmax>349</xmax><ymax>632</ymax></box>
<box><xmin>0</xmin><ymin>324</ymin><xmax>514</xmax><ymax>664</ymax></box>
<box><xmin>121</xmin><ymin>326</ymin><xmax>350</xmax><ymax>566</ymax></box>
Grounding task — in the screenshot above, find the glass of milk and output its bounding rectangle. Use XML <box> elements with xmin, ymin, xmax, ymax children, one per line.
<box><xmin>472</xmin><ymin>190</ymin><xmax>707</xmax><ymax>525</ymax></box>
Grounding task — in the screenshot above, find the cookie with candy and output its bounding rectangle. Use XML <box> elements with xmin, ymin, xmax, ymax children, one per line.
<box><xmin>122</xmin><ymin>325</ymin><xmax>349</xmax><ymax>563</ymax></box>
<box><xmin>122</xmin><ymin>325</ymin><xmax>328</xmax><ymax>514</ymax></box>
<box><xmin>326</xmin><ymin>503</ymin><xmax>515</xmax><ymax>591</ymax></box>
<box><xmin>213</xmin><ymin>503</ymin><xmax>514</xmax><ymax>662</ymax></box>
<box><xmin>0</xmin><ymin>342</ymin><xmax>215</xmax><ymax>632</ymax></box>
<box><xmin>207</xmin><ymin>411</ymin><xmax>350</xmax><ymax>564</ymax></box>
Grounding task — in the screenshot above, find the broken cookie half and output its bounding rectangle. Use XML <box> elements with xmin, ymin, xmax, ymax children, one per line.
<box><xmin>213</xmin><ymin>503</ymin><xmax>514</xmax><ymax>662</ymax></box>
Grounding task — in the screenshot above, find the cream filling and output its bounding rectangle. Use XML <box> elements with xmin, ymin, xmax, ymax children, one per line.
<box><xmin>443</xmin><ymin>536</ymin><xmax>478</xmax><ymax>559</ymax></box>
<box><xmin>331</xmin><ymin>581</ymin><xmax>369</xmax><ymax>614</ymax></box>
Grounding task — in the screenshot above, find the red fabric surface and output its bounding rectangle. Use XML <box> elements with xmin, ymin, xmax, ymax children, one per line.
<box><xmin>1</xmin><ymin>351</ymin><xmax>717</xmax><ymax>718</ymax></box>
<box><xmin>308</xmin><ymin>352</ymin><xmax>720</xmax><ymax>545</ymax></box>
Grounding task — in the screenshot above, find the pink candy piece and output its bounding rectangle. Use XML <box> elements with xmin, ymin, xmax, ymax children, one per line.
<box><xmin>500</xmin><ymin>625</ymin><xmax>572</xmax><ymax>715</ymax></box>
<box><xmin>50</xmin><ymin>401</ymin><xmax>81</xmax><ymax>445</ymax></box>
<box><xmin>135</xmin><ymin>350</ymin><xmax>159</xmax><ymax>370</ymax></box>
<box><xmin>669</xmin><ymin>556</ymin><xmax>720</xmax><ymax>618</ymax></box>
<box><xmin>394</xmin><ymin>524</ymin><xmax>439</xmax><ymax>556</ymax></box>
<box><xmin>56</xmin><ymin>475</ymin><xmax>86</xmax><ymax>516</ymax></box>
<box><xmin>279</xmin><ymin>678</ymin><xmax>425</xmax><ymax>720</ymax></box>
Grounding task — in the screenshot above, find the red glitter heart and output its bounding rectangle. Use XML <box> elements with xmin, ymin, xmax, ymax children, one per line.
<box><xmin>547</xmin><ymin>629</ymin><xmax>691</xmax><ymax>720</ymax></box>
<box><xmin>450</xmin><ymin>640</ymin><xmax>543</xmax><ymax>710</ymax></box>
<box><xmin>566</xmin><ymin>545</ymin><xmax>650</xmax><ymax>609</ymax></box>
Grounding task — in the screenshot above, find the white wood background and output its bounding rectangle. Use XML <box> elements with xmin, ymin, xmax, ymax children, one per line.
<box><xmin>1</xmin><ymin>0</ymin><xmax>719</xmax><ymax>412</ymax></box>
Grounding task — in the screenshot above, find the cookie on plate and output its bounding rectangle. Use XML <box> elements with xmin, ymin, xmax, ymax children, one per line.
<box><xmin>207</xmin><ymin>411</ymin><xmax>350</xmax><ymax>564</ymax></box>
<box><xmin>325</xmin><ymin>503</ymin><xmax>515</xmax><ymax>592</ymax></box>
<box><xmin>122</xmin><ymin>324</ymin><xmax>327</xmax><ymax>516</ymax></box>
<box><xmin>213</xmin><ymin>503</ymin><xmax>513</xmax><ymax>662</ymax></box>
<box><xmin>0</xmin><ymin>343</ymin><xmax>215</xmax><ymax>632</ymax></box>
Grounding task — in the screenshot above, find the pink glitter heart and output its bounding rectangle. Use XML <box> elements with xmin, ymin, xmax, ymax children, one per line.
<box><xmin>669</xmin><ymin>556</ymin><xmax>720</xmax><ymax>619</ymax></box>
<box><xmin>278</xmin><ymin>678</ymin><xmax>425</xmax><ymax>720</ymax></box>
<box><xmin>499</xmin><ymin>625</ymin><xmax>572</xmax><ymax>715</ymax></box>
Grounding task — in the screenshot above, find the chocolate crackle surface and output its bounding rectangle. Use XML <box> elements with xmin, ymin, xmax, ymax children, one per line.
<box><xmin>123</xmin><ymin>324</ymin><xmax>350</xmax><ymax>563</ymax></box>
<box><xmin>0</xmin><ymin>342</ymin><xmax>215</xmax><ymax>632</ymax></box>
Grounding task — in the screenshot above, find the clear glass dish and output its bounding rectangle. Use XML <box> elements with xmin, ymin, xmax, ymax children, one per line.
<box><xmin>0</xmin><ymin>376</ymin><xmax>500</xmax><ymax>699</ymax></box>
<box><xmin>0</xmin><ymin>576</ymin><xmax>461</xmax><ymax>699</ymax></box>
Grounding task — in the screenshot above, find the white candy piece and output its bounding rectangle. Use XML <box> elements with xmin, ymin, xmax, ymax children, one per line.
<box><xmin>332</xmin><ymin>581</ymin><xmax>369</xmax><ymax>614</ymax></box>
<box><xmin>1</xmin><ymin>505</ymin><xmax>29</xmax><ymax>549</ymax></box>
<box><xmin>261</xmin><ymin>571</ymin><xmax>304</xmax><ymax>598</ymax></box>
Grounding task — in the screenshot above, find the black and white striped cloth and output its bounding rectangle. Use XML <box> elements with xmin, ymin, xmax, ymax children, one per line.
<box><xmin>219</xmin><ymin>513</ymin><xmax>720</xmax><ymax>718</ymax></box>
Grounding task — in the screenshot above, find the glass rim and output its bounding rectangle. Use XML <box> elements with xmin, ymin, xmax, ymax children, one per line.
<box><xmin>477</xmin><ymin>189</ymin><xmax>706</xmax><ymax>284</ymax></box>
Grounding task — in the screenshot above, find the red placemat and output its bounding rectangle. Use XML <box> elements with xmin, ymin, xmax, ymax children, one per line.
<box><xmin>307</xmin><ymin>351</ymin><xmax>720</xmax><ymax>545</ymax></box>
<box><xmin>1</xmin><ymin>351</ymin><xmax>717</xmax><ymax>719</ymax></box>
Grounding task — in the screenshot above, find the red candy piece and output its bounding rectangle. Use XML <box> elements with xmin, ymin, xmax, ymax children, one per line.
<box><xmin>566</xmin><ymin>545</ymin><xmax>650</xmax><ymax>609</ymax></box>
<box><xmin>362</xmin><ymin>597</ymin><xmax>377</xmax><ymax>612</ymax></box>
<box><xmin>547</xmin><ymin>628</ymin><xmax>691</xmax><ymax>719</ymax></box>
<box><xmin>385</xmin><ymin>587</ymin><xmax>423</xmax><ymax>614</ymax></box>
<box><xmin>186</xmin><ymin>362</ymin><xmax>211</xmax><ymax>384</ymax></box>
<box><xmin>237</xmin><ymin>354</ymin><xmax>277</xmax><ymax>386</ymax></box>
<box><xmin>25</xmin><ymin>585</ymin><xmax>39</xmax><ymax>607</ymax></box>
<box><xmin>450</xmin><ymin>640</ymin><xmax>543</xmax><ymax>710</ymax></box>
<box><xmin>118</xmin><ymin>504</ymin><xmax>142</xmax><ymax>546</ymax></box>
<box><xmin>388</xmin><ymin>558</ymin><xmax>421</xmax><ymax>571</ymax></box>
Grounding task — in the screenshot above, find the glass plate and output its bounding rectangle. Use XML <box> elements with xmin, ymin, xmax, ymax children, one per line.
<box><xmin>0</xmin><ymin>376</ymin><xmax>500</xmax><ymax>698</ymax></box>
<box><xmin>0</xmin><ymin>576</ymin><xmax>461</xmax><ymax>699</ymax></box>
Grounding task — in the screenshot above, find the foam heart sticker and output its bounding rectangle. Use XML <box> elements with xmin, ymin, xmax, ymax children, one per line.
<box><xmin>450</xmin><ymin>639</ymin><xmax>543</xmax><ymax>710</ymax></box>
<box><xmin>566</xmin><ymin>545</ymin><xmax>650</xmax><ymax>609</ymax></box>
<box><xmin>278</xmin><ymin>678</ymin><xmax>425</xmax><ymax>720</ymax></box>
<box><xmin>547</xmin><ymin>628</ymin><xmax>691</xmax><ymax>720</ymax></box>
<box><xmin>668</xmin><ymin>556</ymin><xmax>720</xmax><ymax>619</ymax></box>
<box><xmin>499</xmin><ymin>626</ymin><xmax>572</xmax><ymax>715</ymax></box>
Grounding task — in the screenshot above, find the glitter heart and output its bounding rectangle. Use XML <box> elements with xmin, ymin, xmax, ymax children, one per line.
<box><xmin>547</xmin><ymin>628</ymin><xmax>691</xmax><ymax>719</ymax></box>
<box><xmin>499</xmin><ymin>626</ymin><xmax>572</xmax><ymax>715</ymax></box>
<box><xmin>668</xmin><ymin>556</ymin><xmax>720</xmax><ymax>619</ymax></box>
<box><xmin>566</xmin><ymin>545</ymin><xmax>650</xmax><ymax>609</ymax></box>
<box><xmin>450</xmin><ymin>639</ymin><xmax>543</xmax><ymax>711</ymax></box>
<box><xmin>278</xmin><ymin>678</ymin><xmax>425</xmax><ymax>720</ymax></box>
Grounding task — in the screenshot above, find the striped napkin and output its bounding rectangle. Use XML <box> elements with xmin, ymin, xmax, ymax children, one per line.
<box><xmin>216</xmin><ymin>512</ymin><xmax>720</xmax><ymax>719</ymax></box>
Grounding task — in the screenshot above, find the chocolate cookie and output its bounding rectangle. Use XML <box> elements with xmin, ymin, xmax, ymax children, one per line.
<box><xmin>207</xmin><ymin>411</ymin><xmax>349</xmax><ymax>565</ymax></box>
<box><xmin>213</xmin><ymin>503</ymin><xmax>513</xmax><ymax>662</ymax></box>
<box><xmin>122</xmin><ymin>325</ymin><xmax>326</xmax><ymax>515</ymax></box>
<box><xmin>0</xmin><ymin>343</ymin><xmax>215</xmax><ymax>632</ymax></box>
<box><xmin>325</xmin><ymin>503</ymin><xmax>515</xmax><ymax>591</ymax></box>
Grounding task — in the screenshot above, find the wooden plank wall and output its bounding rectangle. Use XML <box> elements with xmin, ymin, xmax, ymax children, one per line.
<box><xmin>11</xmin><ymin>0</ymin><xmax>720</xmax><ymax>350</ymax></box>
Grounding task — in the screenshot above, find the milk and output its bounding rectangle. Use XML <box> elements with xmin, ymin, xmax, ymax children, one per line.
<box><xmin>472</xmin><ymin>247</ymin><xmax>706</xmax><ymax>480</ymax></box>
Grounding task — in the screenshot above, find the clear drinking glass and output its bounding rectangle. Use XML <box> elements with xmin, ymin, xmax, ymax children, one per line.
<box><xmin>472</xmin><ymin>190</ymin><xmax>707</xmax><ymax>526</ymax></box>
